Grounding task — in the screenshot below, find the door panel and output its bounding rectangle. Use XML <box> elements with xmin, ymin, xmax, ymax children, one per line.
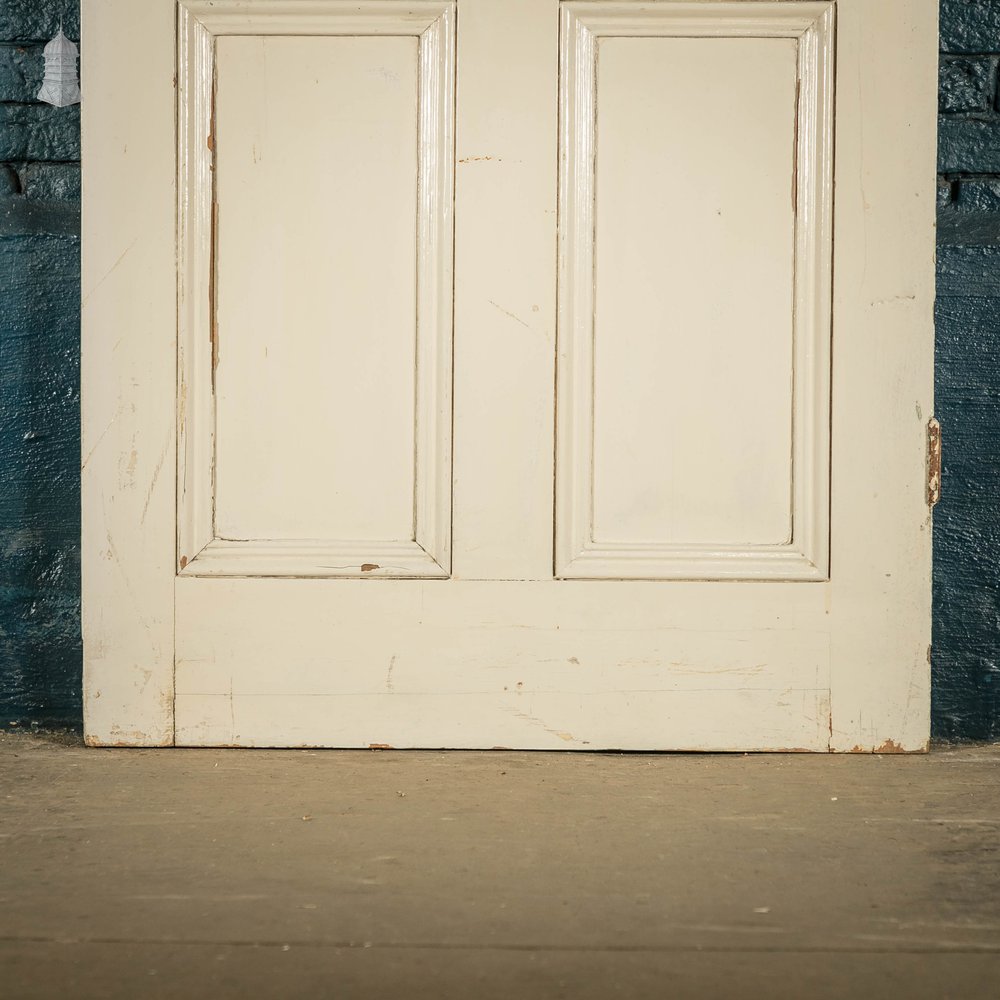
<box><xmin>592</xmin><ymin>36</ymin><xmax>796</xmax><ymax>548</ymax></box>
<box><xmin>82</xmin><ymin>0</ymin><xmax>937</xmax><ymax>751</ymax></box>
<box><xmin>214</xmin><ymin>35</ymin><xmax>420</xmax><ymax>544</ymax></box>
<box><xmin>174</xmin><ymin>577</ymin><xmax>831</xmax><ymax>750</ymax></box>
<box><xmin>556</xmin><ymin>3</ymin><xmax>833</xmax><ymax>580</ymax></box>
<box><xmin>176</xmin><ymin>2</ymin><xmax>455</xmax><ymax>578</ymax></box>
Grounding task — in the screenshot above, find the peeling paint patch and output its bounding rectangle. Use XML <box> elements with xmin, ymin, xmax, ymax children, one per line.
<box><xmin>848</xmin><ymin>738</ymin><xmax>925</xmax><ymax>754</ymax></box>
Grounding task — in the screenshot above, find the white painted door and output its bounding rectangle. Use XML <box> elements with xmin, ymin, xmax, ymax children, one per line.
<box><xmin>82</xmin><ymin>0</ymin><xmax>938</xmax><ymax>750</ymax></box>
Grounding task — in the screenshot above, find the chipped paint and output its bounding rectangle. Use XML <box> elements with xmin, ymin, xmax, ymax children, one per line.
<box><xmin>848</xmin><ymin>739</ymin><xmax>926</xmax><ymax>754</ymax></box>
<box><xmin>926</xmin><ymin>417</ymin><xmax>942</xmax><ymax>507</ymax></box>
<box><xmin>791</xmin><ymin>78</ymin><xmax>800</xmax><ymax>215</ymax></box>
<box><xmin>209</xmin><ymin>200</ymin><xmax>220</xmax><ymax>388</ymax></box>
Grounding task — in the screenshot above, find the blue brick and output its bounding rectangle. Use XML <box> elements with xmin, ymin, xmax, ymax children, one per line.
<box><xmin>938</xmin><ymin>115</ymin><xmax>1000</xmax><ymax>173</ymax></box>
<box><xmin>938</xmin><ymin>245</ymin><xmax>1000</xmax><ymax>294</ymax></box>
<box><xmin>21</xmin><ymin>163</ymin><xmax>80</xmax><ymax>203</ymax></box>
<box><xmin>0</xmin><ymin>1</ymin><xmax>80</xmax><ymax>43</ymax></box>
<box><xmin>954</xmin><ymin>177</ymin><xmax>1000</xmax><ymax>215</ymax></box>
<box><xmin>940</xmin><ymin>56</ymin><xmax>996</xmax><ymax>112</ymax></box>
<box><xmin>0</xmin><ymin>42</ymin><xmax>44</xmax><ymax>101</ymax></box>
<box><xmin>0</xmin><ymin>103</ymin><xmax>79</xmax><ymax>161</ymax></box>
<box><xmin>0</xmin><ymin>164</ymin><xmax>17</xmax><ymax>196</ymax></box>
<box><xmin>941</xmin><ymin>0</ymin><xmax>1000</xmax><ymax>54</ymax></box>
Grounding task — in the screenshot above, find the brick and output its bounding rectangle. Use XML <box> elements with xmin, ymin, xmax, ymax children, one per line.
<box><xmin>0</xmin><ymin>42</ymin><xmax>43</xmax><ymax>101</ymax></box>
<box><xmin>955</xmin><ymin>177</ymin><xmax>1000</xmax><ymax>211</ymax></box>
<box><xmin>0</xmin><ymin>164</ymin><xmax>17</xmax><ymax>196</ymax></box>
<box><xmin>940</xmin><ymin>56</ymin><xmax>996</xmax><ymax>112</ymax></box>
<box><xmin>0</xmin><ymin>1</ymin><xmax>80</xmax><ymax>43</ymax></box>
<box><xmin>0</xmin><ymin>103</ymin><xmax>79</xmax><ymax>161</ymax></box>
<box><xmin>20</xmin><ymin>162</ymin><xmax>80</xmax><ymax>202</ymax></box>
<box><xmin>938</xmin><ymin>177</ymin><xmax>955</xmax><ymax>209</ymax></box>
<box><xmin>938</xmin><ymin>115</ymin><xmax>1000</xmax><ymax>173</ymax></box>
<box><xmin>0</xmin><ymin>198</ymin><xmax>79</xmax><ymax>237</ymax></box>
<box><xmin>937</xmin><ymin>298</ymin><xmax>1000</xmax><ymax>395</ymax></box>
<box><xmin>937</xmin><ymin>245</ymin><xmax>1000</xmax><ymax>294</ymax></box>
<box><xmin>941</xmin><ymin>0</ymin><xmax>1000</xmax><ymax>54</ymax></box>
<box><xmin>0</xmin><ymin>161</ymin><xmax>82</xmax><ymax>237</ymax></box>
<box><xmin>938</xmin><ymin>207</ymin><xmax>1000</xmax><ymax>248</ymax></box>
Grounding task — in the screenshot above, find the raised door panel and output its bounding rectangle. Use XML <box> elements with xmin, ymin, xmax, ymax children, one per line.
<box><xmin>176</xmin><ymin>1</ymin><xmax>455</xmax><ymax>578</ymax></box>
<box><xmin>556</xmin><ymin>3</ymin><xmax>834</xmax><ymax>580</ymax></box>
<box><xmin>213</xmin><ymin>35</ymin><xmax>420</xmax><ymax>544</ymax></box>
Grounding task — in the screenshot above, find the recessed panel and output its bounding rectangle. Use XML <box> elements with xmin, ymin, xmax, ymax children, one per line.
<box><xmin>592</xmin><ymin>37</ymin><xmax>797</xmax><ymax>547</ymax></box>
<box><xmin>213</xmin><ymin>35</ymin><xmax>419</xmax><ymax>542</ymax></box>
<box><xmin>556</xmin><ymin>3</ymin><xmax>834</xmax><ymax>580</ymax></box>
<box><xmin>178</xmin><ymin>5</ymin><xmax>454</xmax><ymax>577</ymax></box>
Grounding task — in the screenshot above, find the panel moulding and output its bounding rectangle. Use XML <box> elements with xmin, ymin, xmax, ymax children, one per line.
<box><xmin>555</xmin><ymin>1</ymin><xmax>835</xmax><ymax>582</ymax></box>
<box><xmin>176</xmin><ymin>0</ymin><xmax>455</xmax><ymax>579</ymax></box>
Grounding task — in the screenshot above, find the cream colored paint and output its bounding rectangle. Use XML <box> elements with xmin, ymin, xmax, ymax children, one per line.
<box><xmin>174</xmin><ymin>578</ymin><xmax>831</xmax><ymax>749</ymax></box>
<box><xmin>81</xmin><ymin>0</ymin><xmax>177</xmax><ymax>746</ymax></box>
<box><xmin>592</xmin><ymin>36</ymin><xmax>796</xmax><ymax>548</ymax></box>
<box><xmin>451</xmin><ymin>0</ymin><xmax>558</xmax><ymax>580</ymax></box>
<box><xmin>214</xmin><ymin>35</ymin><xmax>419</xmax><ymax>543</ymax></box>
<box><xmin>83</xmin><ymin>0</ymin><xmax>937</xmax><ymax>752</ymax></box>
<box><xmin>175</xmin><ymin>0</ymin><xmax>454</xmax><ymax>578</ymax></box>
<box><xmin>556</xmin><ymin>2</ymin><xmax>833</xmax><ymax>580</ymax></box>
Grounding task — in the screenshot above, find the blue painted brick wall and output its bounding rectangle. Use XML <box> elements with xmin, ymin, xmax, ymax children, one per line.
<box><xmin>0</xmin><ymin>1</ymin><xmax>81</xmax><ymax>729</ymax></box>
<box><xmin>1</xmin><ymin>1</ymin><xmax>999</xmax><ymax>739</ymax></box>
<box><xmin>935</xmin><ymin>1</ymin><xmax>1000</xmax><ymax>741</ymax></box>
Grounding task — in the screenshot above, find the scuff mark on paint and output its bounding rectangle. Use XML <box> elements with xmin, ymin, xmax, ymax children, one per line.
<box><xmin>140</xmin><ymin>434</ymin><xmax>171</xmax><ymax>524</ymax></box>
<box><xmin>488</xmin><ymin>299</ymin><xmax>531</xmax><ymax>331</ymax></box>
<box><xmin>81</xmin><ymin>237</ymin><xmax>138</xmax><ymax>307</ymax></box>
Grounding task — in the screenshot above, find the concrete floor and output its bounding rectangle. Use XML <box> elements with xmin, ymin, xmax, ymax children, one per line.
<box><xmin>2</xmin><ymin>732</ymin><xmax>1000</xmax><ymax>999</ymax></box>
